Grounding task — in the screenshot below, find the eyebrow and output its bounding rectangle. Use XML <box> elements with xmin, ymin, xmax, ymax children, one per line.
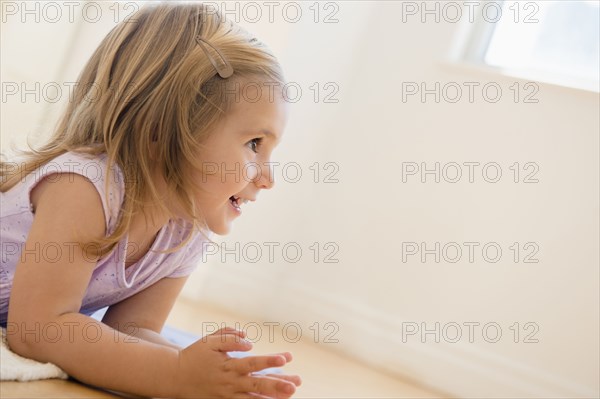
<box><xmin>261</xmin><ymin>129</ymin><xmax>277</xmax><ymax>140</ymax></box>
<box><xmin>246</xmin><ymin>128</ymin><xmax>280</xmax><ymax>143</ymax></box>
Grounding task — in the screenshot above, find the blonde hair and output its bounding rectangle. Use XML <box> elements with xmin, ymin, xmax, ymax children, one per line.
<box><xmin>0</xmin><ymin>1</ymin><xmax>286</xmax><ymax>259</ymax></box>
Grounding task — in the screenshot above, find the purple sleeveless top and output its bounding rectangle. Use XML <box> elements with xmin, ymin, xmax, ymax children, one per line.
<box><xmin>0</xmin><ymin>151</ymin><xmax>212</xmax><ymax>327</ymax></box>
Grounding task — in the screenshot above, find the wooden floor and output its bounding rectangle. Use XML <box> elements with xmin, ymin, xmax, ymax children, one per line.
<box><xmin>1</xmin><ymin>297</ymin><xmax>448</xmax><ymax>398</ymax></box>
<box><xmin>168</xmin><ymin>297</ymin><xmax>448</xmax><ymax>398</ymax></box>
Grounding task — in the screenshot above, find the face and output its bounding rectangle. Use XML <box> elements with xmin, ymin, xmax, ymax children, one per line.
<box><xmin>193</xmin><ymin>82</ymin><xmax>289</xmax><ymax>235</ymax></box>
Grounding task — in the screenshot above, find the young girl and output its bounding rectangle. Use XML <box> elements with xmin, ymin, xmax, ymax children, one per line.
<box><xmin>0</xmin><ymin>2</ymin><xmax>301</xmax><ymax>398</ymax></box>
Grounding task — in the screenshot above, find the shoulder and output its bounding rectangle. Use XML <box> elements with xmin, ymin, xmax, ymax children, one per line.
<box><xmin>29</xmin><ymin>151</ymin><xmax>125</xmax><ymax>236</ymax></box>
<box><xmin>31</xmin><ymin>172</ymin><xmax>106</xmax><ymax>240</ymax></box>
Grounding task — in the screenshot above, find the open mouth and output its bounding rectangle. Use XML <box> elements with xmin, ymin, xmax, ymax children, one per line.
<box><xmin>229</xmin><ymin>195</ymin><xmax>253</xmax><ymax>213</ymax></box>
<box><xmin>229</xmin><ymin>196</ymin><xmax>242</xmax><ymax>211</ymax></box>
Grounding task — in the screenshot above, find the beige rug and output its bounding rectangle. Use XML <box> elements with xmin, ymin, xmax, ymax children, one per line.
<box><xmin>0</xmin><ymin>327</ymin><xmax>68</xmax><ymax>381</ymax></box>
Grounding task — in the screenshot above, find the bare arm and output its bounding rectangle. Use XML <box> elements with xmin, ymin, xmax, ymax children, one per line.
<box><xmin>7</xmin><ymin>172</ymin><xmax>301</xmax><ymax>399</ymax></box>
<box><xmin>131</xmin><ymin>327</ymin><xmax>182</xmax><ymax>350</ymax></box>
<box><xmin>8</xmin><ymin>312</ymin><xmax>181</xmax><ymax>398</ymax></box>
<box><xmin>100</xmin><ymin>276</ymin><xmax>192</xmax><ymax>352</ymax></box>
<box><xmin>6</xmin><ymin>173</ymin><xmax>180</xmax><ymax>398</ymax></box>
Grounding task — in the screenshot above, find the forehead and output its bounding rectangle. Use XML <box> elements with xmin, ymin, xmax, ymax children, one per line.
<box><xmin>232</xmin><ymin>80</ymin><xmax>287</xmax><ymax>109</ymax></box>
<box><xmin>223</xmin><ymin>82</ymin><xmax>288</xmax><ymax>136</ymax></box>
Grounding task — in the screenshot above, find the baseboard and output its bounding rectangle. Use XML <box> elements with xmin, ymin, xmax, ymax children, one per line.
<box><xmin>183</xmin><ymin>269</ymin><xmax>598</xmax><ymax>398</ymax></box>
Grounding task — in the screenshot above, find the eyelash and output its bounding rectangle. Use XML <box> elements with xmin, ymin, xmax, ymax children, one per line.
<box><xmin>247</xmin><ymin>138</ymin><xmax>263</xmax><ymax>153</ymax></box>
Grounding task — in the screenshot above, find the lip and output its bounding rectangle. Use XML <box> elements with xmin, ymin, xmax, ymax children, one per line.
<box><xmin>229</xmin><ymin>198</ymin><xmax>242</xmax><ymax>215</ymax></box>
<box><xmin>232</xmin><ymin>196</ymin><xmax>253</xmax><ymax>204</ymax></box>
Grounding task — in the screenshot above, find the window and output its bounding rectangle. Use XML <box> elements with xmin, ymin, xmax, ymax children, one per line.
<box><xmin>461</xmin><ymin>1</ymin><xmax>599</xmax><ymax>92</ymax></box>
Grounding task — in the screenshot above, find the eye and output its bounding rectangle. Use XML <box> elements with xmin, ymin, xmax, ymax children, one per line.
<box><xmin>247</xmin><ymin>137</ymin><xmax>263</xmax><ymax>153</ymax></box>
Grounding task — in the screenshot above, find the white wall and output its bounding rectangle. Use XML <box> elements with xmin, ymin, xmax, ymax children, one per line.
<box><xmin>2</xmin><ymin>1</ymin><xmax>598</xmax><ymax>397</ymax></box>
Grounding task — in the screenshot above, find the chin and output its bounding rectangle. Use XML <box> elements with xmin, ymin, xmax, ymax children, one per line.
<box><xmin>208</xmin><ymin>221</ymin><xmax>231</xmax><ymax>236</ymax></box>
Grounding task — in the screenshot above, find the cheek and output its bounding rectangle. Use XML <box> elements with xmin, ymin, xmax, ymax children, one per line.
<box><xmin>242</xmin><ymin>162</ymin><xmax>261</xmax><ymax>182</ymax></box>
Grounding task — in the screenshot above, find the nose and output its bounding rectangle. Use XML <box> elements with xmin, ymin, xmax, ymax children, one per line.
<box><xmin>254</xmin><ymin>162</ymin><xmax>275</xmax><ymax>190</ymax></box>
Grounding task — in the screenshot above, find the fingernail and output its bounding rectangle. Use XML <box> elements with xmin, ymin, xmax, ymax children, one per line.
<box><xmin>274</xmin><ymin>356</ymin><xmax>286</xmax><ymax>365</ymax></box>
<box><xmin>283</xmin><ymin>383</ymin><xmax>295</xmax><ymax>394</ymax></box>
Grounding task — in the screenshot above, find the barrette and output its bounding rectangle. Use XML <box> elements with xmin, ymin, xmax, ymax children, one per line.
<box><xmin>195</xmin><ymin>36</ymin><xmax>234</xmax><ymax>79</ymax></box>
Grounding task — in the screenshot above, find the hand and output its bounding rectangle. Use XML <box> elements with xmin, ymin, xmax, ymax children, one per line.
<box><xmin>175</xmin><ymin>327</ymin><xmax>301</xmax><ymax>399</ymax></box>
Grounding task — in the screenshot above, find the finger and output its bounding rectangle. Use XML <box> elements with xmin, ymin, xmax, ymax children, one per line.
<box><xmin>208</xmin><ymin>334</ymin><xmax>253</xmax><ymax>352</ymax></box>
<box><xmin>232</xmin><ymin>394</ymin><xmax>264</xmax><ymax>399</ymax></box>
<box><xmin>270</xmin><ymin>352</ymin><xmax>292</xmax><ymax>363</ymax></box>
<box><xmin>235</xmin><ymin>392</ymin><xmax>270</xmax><ymax>399</ymax></box>
<box><xmin>232</xmin><ymin>394</ymin><xmax>265</xmax><ymax>399</ymax></box>
<box><xmin>242</xmin><ymin>352</ymin><xmax>292</xmax><ymax>373</ymax></box>
<box><xmin>213</xmin><ymin>327</ymin><xmax>246</xmax><ymax>338</ymax></box>
<box><xmin>238</xmin><ymin>374</ymin><xmax>297</xmax><ymax>399</ymax></box>
<box><xmin>229</xmin><ymin>354</ymin><xmax>287</xmax><ymax>374</ymax></box>
<box><xmin>262</xmin><ymin>373</ymin><xmax>302</xmax><ymax>387</ymax></box>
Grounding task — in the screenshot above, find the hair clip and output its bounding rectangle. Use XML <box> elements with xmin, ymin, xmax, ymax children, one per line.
<box><xmin>195</xmin><ymin>36</ymin><xmax>234</xmax><ymax>79</ymax></box>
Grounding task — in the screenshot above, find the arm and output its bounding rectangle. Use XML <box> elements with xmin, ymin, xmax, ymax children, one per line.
<box><xmin>101</xmin><ymin>276</ymin><xmax>191</xmax><ymax>351</ymax></box>
<box><xmin>8</xmin><ymin>172</ymin><xmax>300</xmax><ymax>398</ymax></box>
<box><xmin>131</xmin><ymin>327</ymin><xmax>182</xmax><ymax>350</ymax></box>
<box><xmin>6</xmin><ymin>173</ymin><xmax>179</xmax><ymax>399</ymax></box>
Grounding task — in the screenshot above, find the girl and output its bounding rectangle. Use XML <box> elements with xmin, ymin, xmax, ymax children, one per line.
<box><xmin>0</xmin><ymin>2</ymin><xmax>301</xmax><ymax>398</ymax></box>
